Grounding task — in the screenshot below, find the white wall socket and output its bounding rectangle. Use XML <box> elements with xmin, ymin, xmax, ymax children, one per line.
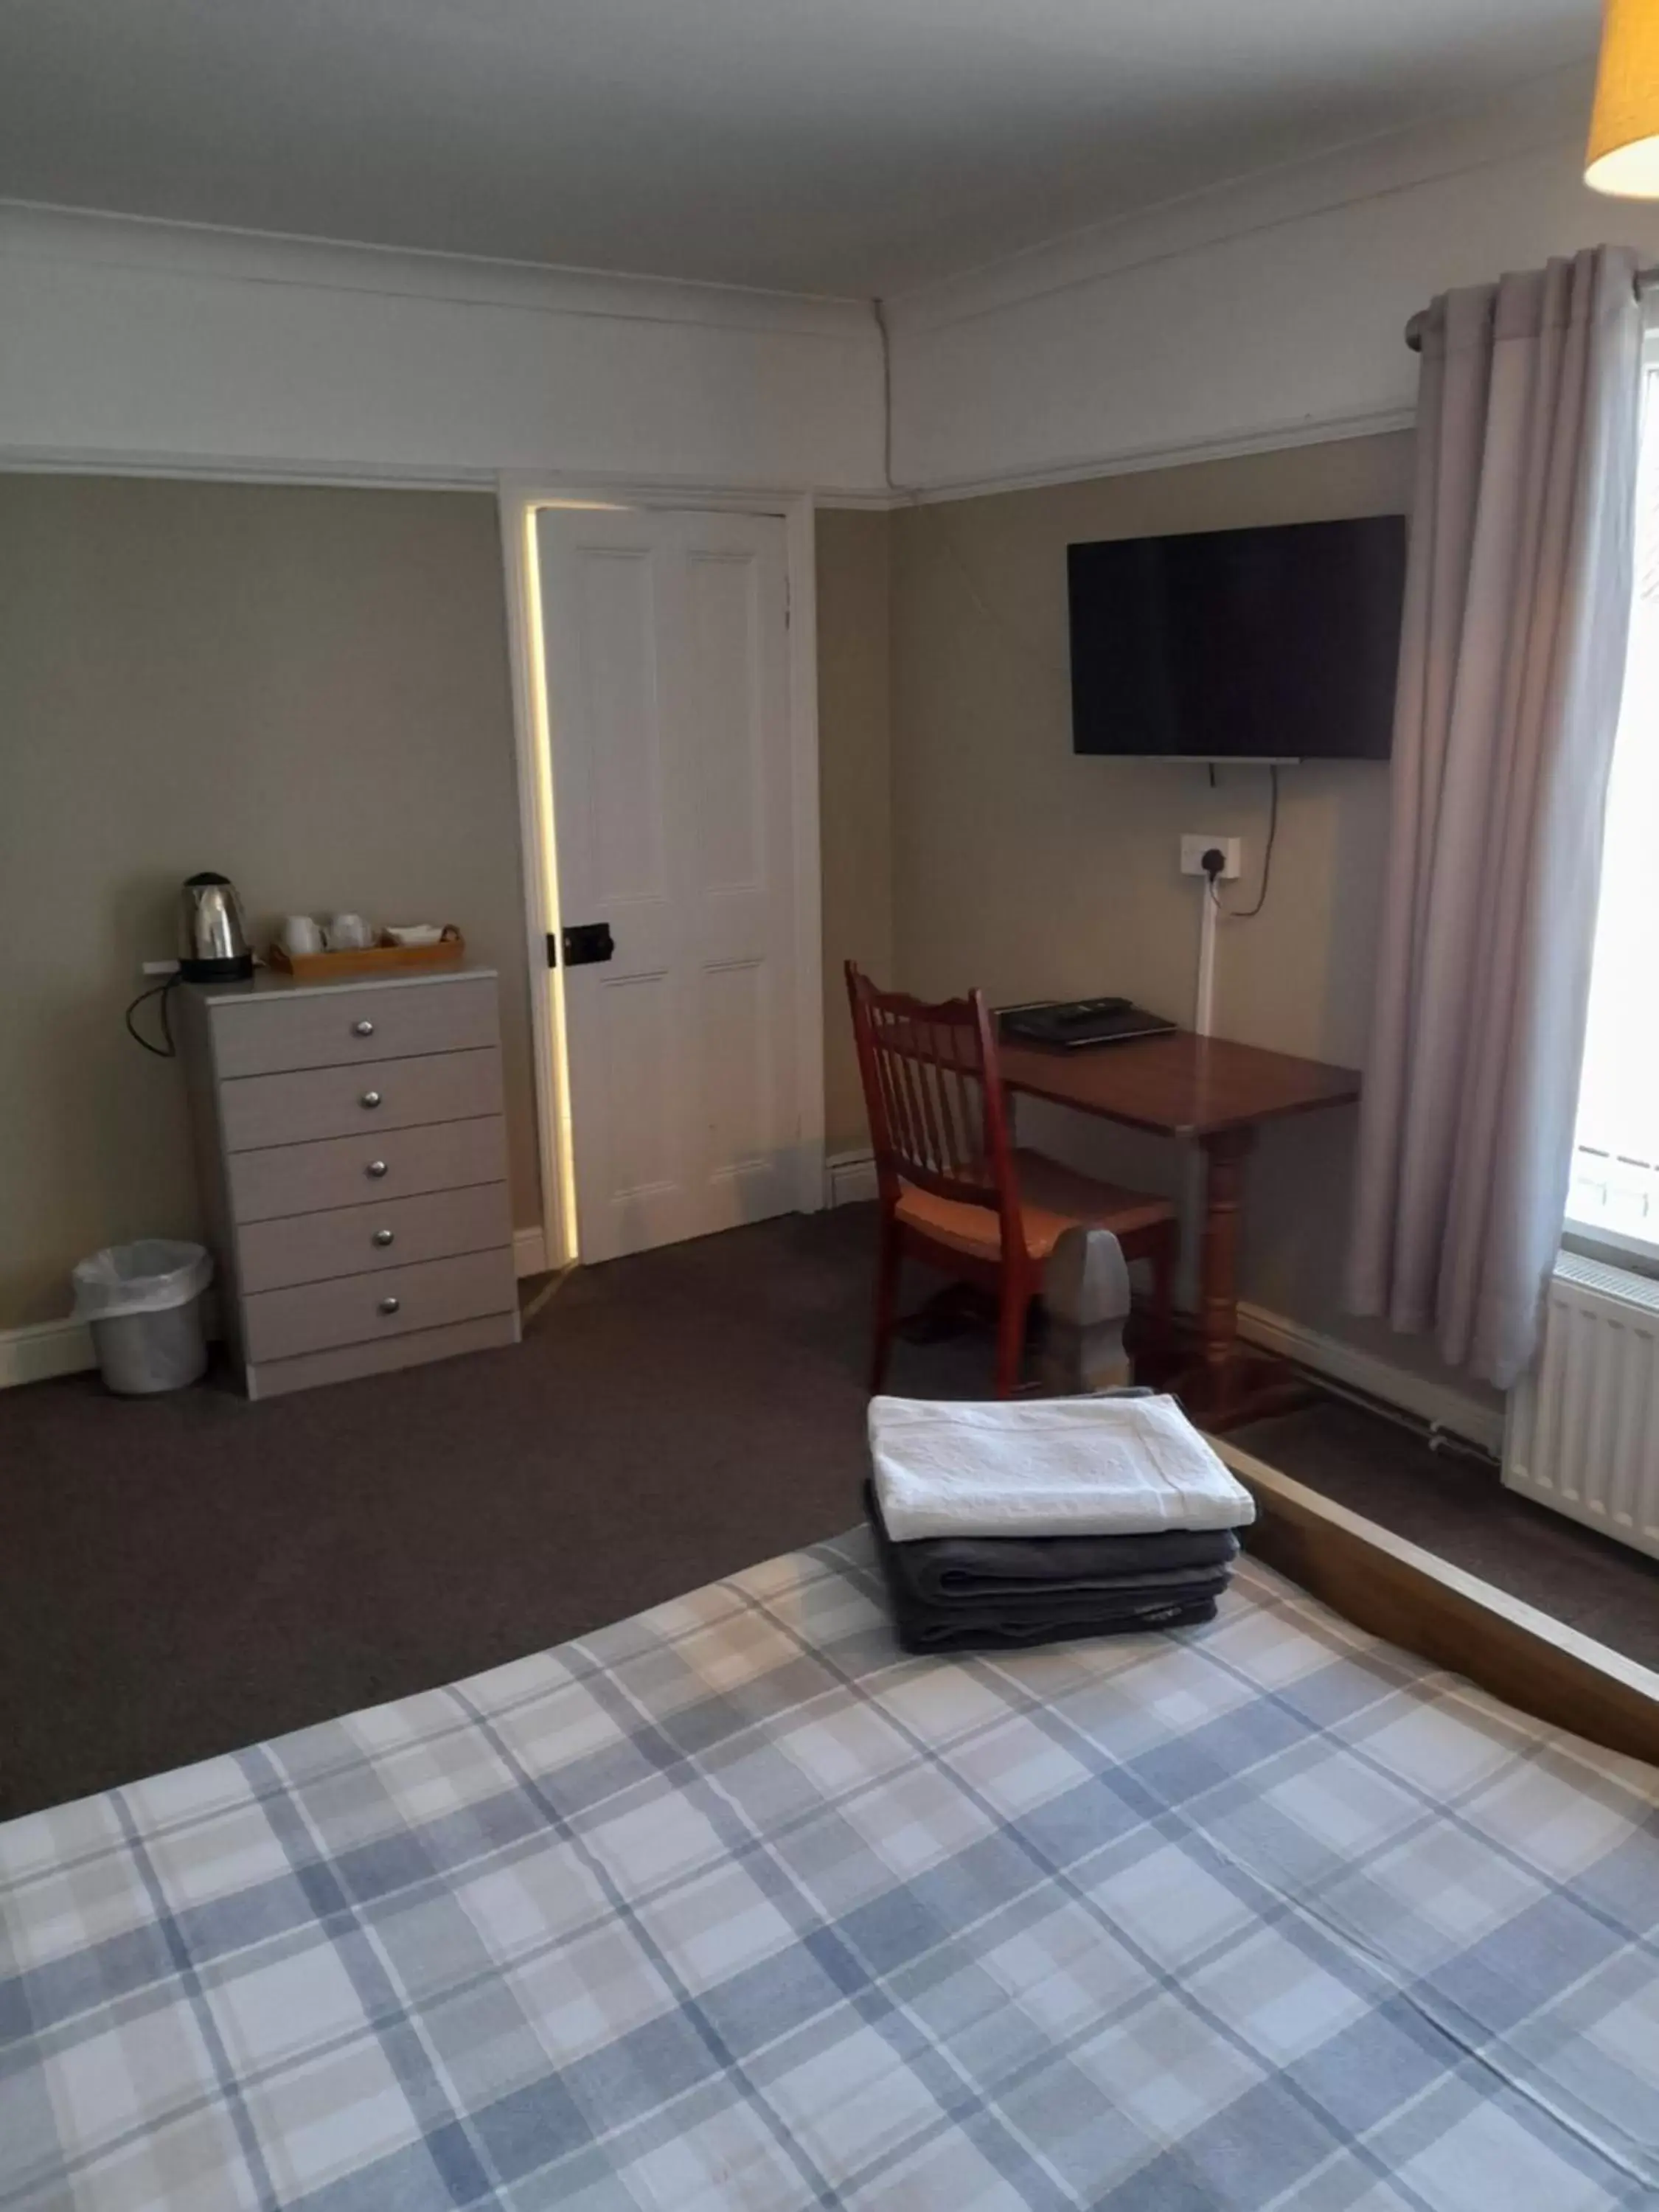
<box><xmin>1180</xmin><ymin>834</ymin><xmax>1241</xmax><ymax>880</ymax></box>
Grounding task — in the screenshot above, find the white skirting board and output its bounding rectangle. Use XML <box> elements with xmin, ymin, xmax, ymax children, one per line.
<box><xmin>512</xmin><ymin>1225</ymin><xmax>551</xmax><ymax>1279</ymax></box>
<box><xmin>0</xmin><ymin>1226</ymin><xmax>554</xmax><ymax>1391</ymax></box>
<box><xmin>1234</xmin><ymin>1303</ymin><xmax>1502</xmax><ymax>1458</ymax></box>
<box><xmin>824</xmin><ymin>1150</ymin><xmax>880</xmax><ymax>1206</ymax></box>
<box><xmin>821</xmin><ymin>1150</ymin><xmax>1501</xmax><ymax>1453</ymax></box>
<box><xmin>0</xmin><ymin>1315</ymin><xmax>97</xmax><ymax>1391</ymax></box>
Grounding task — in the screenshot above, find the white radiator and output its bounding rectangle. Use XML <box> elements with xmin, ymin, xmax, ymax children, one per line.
<box><xmin>1503</xmin><ymin>1253</ymin><xmax>1659</xmax><ymax>1560</ymax></box>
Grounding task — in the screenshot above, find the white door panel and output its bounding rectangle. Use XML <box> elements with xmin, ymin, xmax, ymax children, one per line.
<box><xmin>537</xmin><ymin>507</ymin><xmax>800</xmax><ymax>1262</ymax></box>
<box><xmin>576</xmin><ymin>548</ymin><xmax>665</xmax><ymax>909</ymax></box>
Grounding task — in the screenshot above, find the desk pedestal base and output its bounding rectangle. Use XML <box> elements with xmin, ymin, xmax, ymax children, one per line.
<box><xmin>895</xmin><ymin>1279</ymin><xmax>1311</xmax><ymax>1427</ymax></box>
<box><xmin>1161</xmin><ymin>1347</ymin><xmax>1312</xmax><ymax>1433</ymax></box>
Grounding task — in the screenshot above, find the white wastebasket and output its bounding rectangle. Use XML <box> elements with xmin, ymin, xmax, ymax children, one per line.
<box><xmin>72</xmin><ymin>1241</ymin><xmax>214</xmax><ymax>1395</ymax></box>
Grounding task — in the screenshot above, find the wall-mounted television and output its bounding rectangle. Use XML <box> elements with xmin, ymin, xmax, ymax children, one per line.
<box><xmin>1068</xmin><ymin>514</ymin><xmax>1407</xmax><ymax>762</ymax></box>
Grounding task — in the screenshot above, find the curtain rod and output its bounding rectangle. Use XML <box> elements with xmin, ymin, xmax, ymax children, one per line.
<box><xmin>1404</xmin><ymin>262</ymin><xmax>1659</xmax><ymax>352</ymax></box>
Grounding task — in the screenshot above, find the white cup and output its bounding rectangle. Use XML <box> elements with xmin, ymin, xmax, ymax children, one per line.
<box><xmin>325</xmin><ymin>913</ymin><xmax>373</xmax><ymax>951</ymax></box>
<box><xmin>280</xmin><ymin>915</ymin><xmax>324</xmax><ymax>956</ymax></box>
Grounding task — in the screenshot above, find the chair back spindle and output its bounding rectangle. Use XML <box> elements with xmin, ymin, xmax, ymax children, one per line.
<box><xmin>844</xmin><ymin>961</ymin><xmax>1177</xmax><ymax>1397</ymax></box>
<box><xmin>845</xmin><ymin>967</ymin><xmax>1020</xmax><ymax>1243</ymax></box>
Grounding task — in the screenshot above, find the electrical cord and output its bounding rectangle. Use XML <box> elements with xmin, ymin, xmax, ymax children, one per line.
<box><xmin>125</xmin><ymin>974</ymin><xmax>181</xmax><ymax>1057</ymax></box>
<box><xmin>1213</xmin><ymin>764</ymin><xmax>1279</xmax><ymax>919</ymax></box>
<box><xmin>874</xmin><ymin>296</ymin><xmax>897</xmax><ymax>496</ymax></box>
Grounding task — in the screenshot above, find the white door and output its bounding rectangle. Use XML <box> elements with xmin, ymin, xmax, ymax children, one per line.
<box><xmin>536</xmin><ymin>505</ymin><xmax>807</xmax><ymax>1262</ymax></box>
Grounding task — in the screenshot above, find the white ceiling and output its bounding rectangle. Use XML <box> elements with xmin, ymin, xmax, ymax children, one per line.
<box><xmin>0</xmin><ymin>0</ymin><xmax>1599</xmax><ymax>299</ymax></box>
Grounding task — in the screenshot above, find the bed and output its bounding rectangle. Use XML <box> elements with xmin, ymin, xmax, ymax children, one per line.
<box><xmin>4</xmin><ymin>1454</ymin><xmax>1657</xmax><ymax>2211</ymax></box>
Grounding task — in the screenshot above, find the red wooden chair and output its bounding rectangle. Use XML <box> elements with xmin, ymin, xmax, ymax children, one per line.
<box><xmin>846</xmin><ymin>963</ymin><xmax>1178</xmax><ymax>1397</ymax></box>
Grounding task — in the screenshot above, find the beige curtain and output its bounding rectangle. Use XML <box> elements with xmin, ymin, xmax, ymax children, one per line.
<box><xmin>1348</xmin><ymin>248</ymin><xmax>1642</xmax><ymax>1388</ymax></box>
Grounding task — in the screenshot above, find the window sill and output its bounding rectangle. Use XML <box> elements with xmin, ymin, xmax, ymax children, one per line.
<box><xmin>1561</xmin><ymin>1218</ymin><xmax>1659</xmax><ymax>1281</ymax></box>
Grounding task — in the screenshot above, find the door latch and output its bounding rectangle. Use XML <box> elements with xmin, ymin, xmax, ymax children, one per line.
<box><xmin>548</xmin><ymin>922</ymin><xmax>615</xmax><ymax>968</ymax></box>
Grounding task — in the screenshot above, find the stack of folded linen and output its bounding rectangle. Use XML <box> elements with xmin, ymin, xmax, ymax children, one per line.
<box><xmin>865</xmin><ymin>1391</ymin><xmax>1256</xmax><ymax>1652</ymax></box>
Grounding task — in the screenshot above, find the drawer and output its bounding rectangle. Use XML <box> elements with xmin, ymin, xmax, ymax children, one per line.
<box><xmin>243</xmin><ymin>1248</ymin><xmax>517</xmax><ymax>1364</ymax></box>
<box><xmin>246</xmin><ymin>1312</ymin><xmax>520</xmax><ymax>1400</ymax></box>
<box><xmin>229</xmin><ymin>1115</ymin><xmax>508</xmax><ymax>1223</ymax></box>
<box><xmin>237</xmin><ymin>1182</ymin><xmax>512</xmax><ymax>1293</ymax></box>
<box><xmin>220</xmin><ymin>1047</ymin><xmax>501</xmax><ymax>1152</ymax></box>
<box><xmin>209</xmin><ymin>975</ymin><xmax>498</xmax><ymax>1078</ymax></box>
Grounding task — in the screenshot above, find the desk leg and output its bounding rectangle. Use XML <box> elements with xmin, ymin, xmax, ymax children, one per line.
<box><xmin>1180</xmin><ymin>1124</ymin><xmax>1310</xmax><ymax>1428</ymax></box>
<box><xmin>1197</xmin><ymin>1127</ymin><xmax>1253</xmax><ymax>1419</ymax></box>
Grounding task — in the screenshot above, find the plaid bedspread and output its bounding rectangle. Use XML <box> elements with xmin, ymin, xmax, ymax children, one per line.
<box><xmin>4</xmin><ymin>1533</ymin><xmax>1657</xmax><ymax>2211</ymax></box>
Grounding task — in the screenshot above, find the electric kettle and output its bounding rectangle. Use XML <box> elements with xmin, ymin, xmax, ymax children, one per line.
<box><xmin>178</xmin><ymin>872</ymin><xmax>254</xmax><ymax>982</ymax></box>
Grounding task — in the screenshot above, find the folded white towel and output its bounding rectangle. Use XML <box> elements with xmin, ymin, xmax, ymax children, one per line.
<box><xmin>869</xmin><ymin>1393</ymin><xmax>1256</xmax><ymax>1542</ymax></box>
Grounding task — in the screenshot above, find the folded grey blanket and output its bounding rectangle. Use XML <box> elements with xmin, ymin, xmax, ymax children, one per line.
<box><xmin>902</xmin><ymin>1523</ymin><xmax>1239</xmax><ymax>1603</ymax></box>
<box><xmin>892</xmin><ymin>1596</ymin><xmax>1222</xmax><ymax>1653</ymax></box>
<box><xmin>866</xmin><ymin>1482</ymin><xmax>1232</xmax><ymax>1654</ymax></box>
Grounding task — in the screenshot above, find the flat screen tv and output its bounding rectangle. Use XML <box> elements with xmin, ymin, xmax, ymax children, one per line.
<box><xmin>1068</xmin><ymin>514</ymin><xmax>1407</xmax><ymax>761</ymax></box>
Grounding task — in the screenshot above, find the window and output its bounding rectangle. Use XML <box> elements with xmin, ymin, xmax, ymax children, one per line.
<box><xmin>1568</xmin><ymin>333</ymin><xmax>1659</xmax><ymax>1262</ymax></box>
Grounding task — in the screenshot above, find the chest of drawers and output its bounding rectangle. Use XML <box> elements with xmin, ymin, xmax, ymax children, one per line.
<box><xmin>177</xmin><ymin>967</ymin><xmax>521</xmax><ymax>1399</ymax></box>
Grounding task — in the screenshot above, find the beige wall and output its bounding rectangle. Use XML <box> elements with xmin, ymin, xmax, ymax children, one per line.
<box><xmin>0</xmin><ymin>475</ymin><xmax>538</xmax><ymax>1329</ymax></box>
<box><xmin>890</xmin><ymin>434</ymin><xmax>1498</xmax><ymax>1405</ymax></box>
<box><xmin>3</xmin><ymin>455</ymin><xmax>1484</xmax><ymax>1407</ymax></box>
<box><xmin>815</xmin><ymin>507</ymin><xmax>892</xmax><ymax>1155</ymax></box>
<box><xmin>0</xmin><ymin>479</ymin><xmax>890</xmax><ymax>1331</ymax></box>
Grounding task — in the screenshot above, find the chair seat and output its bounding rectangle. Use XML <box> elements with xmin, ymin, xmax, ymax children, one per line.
<box><xmin>896</xmin><ymin>1149</ymin><xmax>1174</xmax><ymax>1264</ymax></box>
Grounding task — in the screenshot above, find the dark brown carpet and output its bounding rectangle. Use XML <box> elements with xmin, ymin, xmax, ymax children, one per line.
<box><xmin>3</xmin><ymin>1203</ymin><xmax>1655</xmax><ymax>1819</ymax></box>
<box><xmin>1235</xmin><ymin>1399</ymin><xmax>1659</xmax><ymax>1673</ymax></box>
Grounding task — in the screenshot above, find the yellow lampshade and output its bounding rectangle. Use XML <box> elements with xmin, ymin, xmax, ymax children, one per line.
<box><xmin>1587</xmin><ymin>0</ymin><xmax>1659</xmax><ymax>196</ymax></box>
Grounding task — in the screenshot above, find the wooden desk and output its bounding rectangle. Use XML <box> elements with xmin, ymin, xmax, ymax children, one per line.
<box><xmin>997</xmin><ymin>1030</ymin><xmax>1360</xmax><ymax>1425</ymax></box>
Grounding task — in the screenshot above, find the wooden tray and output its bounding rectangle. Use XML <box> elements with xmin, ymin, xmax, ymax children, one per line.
<box><xmin>267</xmin><ymin>928</ymin><xmax>465</xmax><ymax>982</ymax></box>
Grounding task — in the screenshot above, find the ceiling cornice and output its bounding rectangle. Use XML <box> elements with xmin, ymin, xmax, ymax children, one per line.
<box><xmin>883</xmin><ymin>63</ymin><xmax>1596</xmax><ymax>338</ymax></box>
<box><xmin>0</xmin><ymin>199</ymin><xmax>878</xmax><ymax>343</ymax></box>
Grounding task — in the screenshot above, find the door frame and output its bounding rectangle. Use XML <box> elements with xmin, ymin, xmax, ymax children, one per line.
<box><xmin>498</xmin><ymin>473</ymin><xmax>824</xmax><ymax>1272</ymax></box>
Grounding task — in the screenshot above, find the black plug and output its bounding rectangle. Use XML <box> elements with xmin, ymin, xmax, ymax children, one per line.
<box><xmin>1200</xmin><ymin>846</ymin><xmax>1225</xmax><ymax>883</ymax></box>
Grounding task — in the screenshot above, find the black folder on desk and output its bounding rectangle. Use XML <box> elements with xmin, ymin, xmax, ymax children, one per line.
<box><xmin>998</xmin><ymin>998</ymin><xmax>1178</xmax><ymax>1051</ymax></box>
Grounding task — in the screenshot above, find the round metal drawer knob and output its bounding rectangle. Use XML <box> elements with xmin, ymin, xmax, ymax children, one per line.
<box><xmin>372</xmin><ymin>1228</ymin><xmax>394</xmax><ymax>1248</ymax></box>
<box><xmin>360</xmin><ymin>1089</ymin><xmax>383</xmax><ymax>1109</ymax></box>
<box><xmin>366</xmin><ymin>1159</ymin><xmax>389</xmax><ymax>1179</ymax></box>
<box><xmin>378</xmin><ymin>1295</ymin><xmax>401</xmax><ymax>1315</ymax></box>
<box><xmin>353</xmin><ymin>1019</ymin><xmax>375</xmax><ymax>1037</ymax></box>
